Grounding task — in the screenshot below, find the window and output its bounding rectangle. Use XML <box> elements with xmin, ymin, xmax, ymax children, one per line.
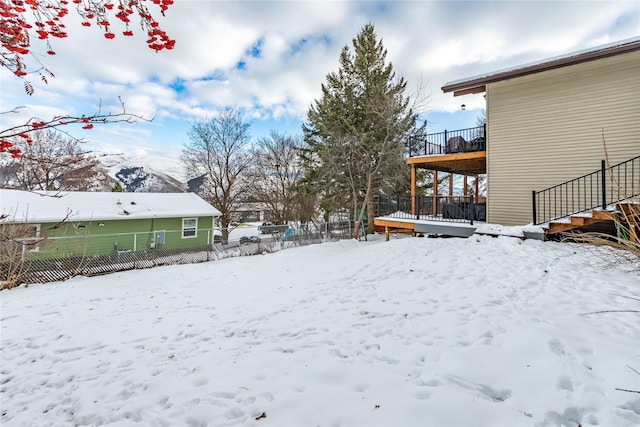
<box><xmin>182</xmin><ymin>218</ymin><xmax>197</xmax><ymax>238</ymax></box>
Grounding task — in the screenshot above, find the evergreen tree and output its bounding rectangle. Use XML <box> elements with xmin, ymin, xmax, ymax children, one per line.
<box><xmin>302</xmin><ymin>23</ymin><xmax>418</xmax><ymax>237</ymax></box>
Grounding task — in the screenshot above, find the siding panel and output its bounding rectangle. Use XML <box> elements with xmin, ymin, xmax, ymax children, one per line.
<box><xmin>486</xmin><ymin>51</ymin><xmax>640</xmax><ymax>225</ymax></box>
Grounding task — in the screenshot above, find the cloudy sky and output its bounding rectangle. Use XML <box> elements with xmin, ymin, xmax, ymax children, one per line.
<box><xmin>1</xmin><ymin>0</ymin><xmax>638</xmax><ymax>158</ymax></box>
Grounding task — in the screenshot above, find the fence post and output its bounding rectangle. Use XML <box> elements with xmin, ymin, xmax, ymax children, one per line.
<box><xmin>469</xmin><ymin>196</ymin><xmax>475</xmax><ymax>226</ymax></box>
<box><xmin>532</xmin><ymin>190</ymin><xmax>537</xmax><ymax>225</ymax></box>
<box><xmin>416</xmin><ymin>195</ymin><xmax>420</xmax><ymax>220</ymax></box>
<box><xmin>601</xmin><ymin>159</ymin><xmax>606</xmax><ymax>210</ymax></box>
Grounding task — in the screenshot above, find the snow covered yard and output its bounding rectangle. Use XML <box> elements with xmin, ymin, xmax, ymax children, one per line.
<box><xmin>1</xmin><ymin>235</ymin><xmax>639</xmax><ymax>427</ymax></box>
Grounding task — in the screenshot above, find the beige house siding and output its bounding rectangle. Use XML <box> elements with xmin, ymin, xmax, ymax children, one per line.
<box><xmin>486</xmin><ymin>50</ymin><xmax>640</xmax><ymax>226</ymax></box>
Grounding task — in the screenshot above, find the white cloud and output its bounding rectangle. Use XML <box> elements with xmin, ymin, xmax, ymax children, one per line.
<box><xmin>1</xmin><ymin>0</ymin><xmax>638</xmax><ymax>154</ymax></box>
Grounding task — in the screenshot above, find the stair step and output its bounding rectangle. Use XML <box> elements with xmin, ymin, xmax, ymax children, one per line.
<box><xmin>547</xmin><ymin>210</ymin><xmax>615</xmax><ymax>235</ymax></box>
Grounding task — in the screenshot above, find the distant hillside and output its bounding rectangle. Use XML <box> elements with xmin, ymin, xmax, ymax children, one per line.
<box><xmin>97</xmin><ymin>153</ymin><xmax>187</xmax><ymax>193</ymax></box>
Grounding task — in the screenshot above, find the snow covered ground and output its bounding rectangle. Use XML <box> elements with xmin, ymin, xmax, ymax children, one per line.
<box><xmin>1</xmin><ymin>234</ymin><xmax>639</xmax><ymax>426</ymax></box>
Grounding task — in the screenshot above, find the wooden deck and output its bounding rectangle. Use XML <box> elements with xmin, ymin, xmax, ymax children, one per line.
<box><xmin>374</xmin><ymin>216</ymin><xmax>478</xmax><ymax>240</ymax></box>
<box><xmin>408</xmin><ymin>151</ymin><xmax>486</xmax><ymax>175</ymax></box>
<box><xmin>386</xmin><ymin>147</ymin><xmax>487</xmax><ymax>241</ymax></box>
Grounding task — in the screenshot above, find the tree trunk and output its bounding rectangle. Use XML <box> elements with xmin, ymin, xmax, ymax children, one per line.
<box><xmin>366</xmin><ymin>191</ymin><xmax>375</xmax><ymax>234</ymax></box>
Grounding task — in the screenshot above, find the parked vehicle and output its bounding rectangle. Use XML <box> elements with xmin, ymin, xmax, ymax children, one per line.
<box><xmin>239</xmin><ymin>236</ymin><xmax>261</xmax><ymax>244</ymax></box>
<box><xmin>258</xmin><ymin>223</ymin><xmax>290</xmax><ymax>234</ymax></box>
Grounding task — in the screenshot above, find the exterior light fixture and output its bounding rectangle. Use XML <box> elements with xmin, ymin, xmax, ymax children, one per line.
<box><xmin>461</xmin><ymin>104</ymin><xmax>466</xmax><ymax>110</ymax></box>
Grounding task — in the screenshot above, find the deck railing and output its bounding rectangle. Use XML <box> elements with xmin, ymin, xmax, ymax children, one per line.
<box><xmin>377</xmin><ymin>193</ymin><xmax>486</xmax><ymax>225</ymax></box>
<box><xmin>532</xmin><ymin>155</ymin><xmax>640</xmax><ymax>224</ymax></box>
<box><xmin>409</xmin><ymin>125</ymin><xmax>486</xmax><ymax>157</ymax></box>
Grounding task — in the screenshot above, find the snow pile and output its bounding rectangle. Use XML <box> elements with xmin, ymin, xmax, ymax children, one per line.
<box><xmin>1</xmin><ymin>235</ymin><xmax>639</xmax><ymax>426</ymax></box>
<box><xmin>474</xmin><ymin>223</ymin><xmax>545</xmax><ymax>238</ymax></box>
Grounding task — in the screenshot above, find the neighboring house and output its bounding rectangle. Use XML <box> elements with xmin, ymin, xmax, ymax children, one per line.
<box><xmin>231</xmin><ymin>202</ymin><xmax>275</xmax><ymax>224</ymax></box>
<box><xmin>0</xmin><ymin>190</ymin><xmax>222</xmax><ymax>259</ymax></box>
<box><xmin>388</xmin><ymin>37</ymin><xmax>638</xmax><ymax>234</ymax></box>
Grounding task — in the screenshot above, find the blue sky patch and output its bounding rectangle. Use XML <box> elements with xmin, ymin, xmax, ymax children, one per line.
<box><xmin>290</xmin><ymin>34</ymin><xmax>332</xmax><ymax>55</ymax></box>
<box><xmin>168</xmin><ymin>78</ymin><xmax>186</xmax><ymax>93</ymax></box>
<box><xmin>197</xmin><ymin>71</ymin><xmax>227</xmax><ymax>82</ymax></box>
<box><xmin>247</xmin><ymin>37</ymin><xmax>264</xmax><ymax>58</ymax></box>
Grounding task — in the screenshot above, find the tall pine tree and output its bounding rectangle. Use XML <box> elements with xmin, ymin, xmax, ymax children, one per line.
<box><xmin>302</xmin><ymin>23</ymin><xmax>418</xmax><ymax>237</ymax></box>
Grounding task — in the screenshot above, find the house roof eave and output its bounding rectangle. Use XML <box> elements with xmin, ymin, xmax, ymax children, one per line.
<box><xmin>442</xmin><ymin>37</ymin><xmax>640</xmax><ymax>96</ymax></box>
<box><xmin>0</xmin><ymin>190</ymin><xmax>222</xmax><ymax>224</ymax></box>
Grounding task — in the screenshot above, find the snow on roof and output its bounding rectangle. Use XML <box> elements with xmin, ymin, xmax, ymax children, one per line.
<box><xmin>443</xmin><ymin>36</ymin><xmax>640</xmax><ymax>92</ymax></box>
<box><xmin>0</xmin><ymin>190</ymin><xmax>222</xmax><ymax>223</ymax></box>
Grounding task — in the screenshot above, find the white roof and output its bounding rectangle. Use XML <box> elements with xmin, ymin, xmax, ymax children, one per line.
<box><xmin>0</xmin><ymin>190</ymin><xmax>222</xmax><ymax>223</ymax></box>
<box><xmin>444</xmin><ymin>36</ymin><xmax>640</xmax><ymax>88</ymax></box>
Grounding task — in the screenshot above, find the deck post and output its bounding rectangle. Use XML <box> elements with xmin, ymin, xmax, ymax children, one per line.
<box><xmin>532</xmin><ymin>190</ymin><xmax>537</xmax><ymax>225</ymax></box>
<box><xmin>475</xmin><ymin>176</ymin><xmax>479</xmax><ymax>204</ymax></box>
<box><xmin>463</xmin><ymin>176</ymin><xmax>468</xmax><ymax>197</ymax></box>
<box><xmin>411</xmin><ymin>165</ymin><xmax>417</xmax><ymax>215</ymax></box>
<box><xmin>433</xmin><ymin>170</ymin><xmax>438</xmax><ymax>216</ymax></box>
<box><xmin>601</xmin><ymin>159</ymin><xmax>606</xmax><ymax>210</ymax></box>
<box><xmin>449</xmin><ymin>173</ymin><xmax>453</xmax><ymax>202</ymax></box>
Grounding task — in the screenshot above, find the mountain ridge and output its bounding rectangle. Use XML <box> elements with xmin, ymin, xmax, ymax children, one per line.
<box><xmin>97</xmin><ymin>152</ymin><xmax>188</xmax><ymax>193</ymax></box>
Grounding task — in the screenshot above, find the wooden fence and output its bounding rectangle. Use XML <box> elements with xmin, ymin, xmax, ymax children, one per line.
<box><xmin>1</xmin><ymin>228</ymin><xmax>344</xmax><ymax>288</ymax></box>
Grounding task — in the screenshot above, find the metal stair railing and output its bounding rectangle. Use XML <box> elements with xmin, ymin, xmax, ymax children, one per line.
<box><xmin>532</xmin><ymin>155</ymin><xmax>640</xmax><ymax>225</ymax></box>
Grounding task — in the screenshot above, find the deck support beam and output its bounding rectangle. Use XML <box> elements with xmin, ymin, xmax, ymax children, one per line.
<box><xmin>433</xmin><ymin>170</ymin><xmax>438</xmax><ymax>216</ymax></box>
<box><xmin>411</xmin><ymin>164</ymin><xmax>417</xmax><ymax>216</ymax></box>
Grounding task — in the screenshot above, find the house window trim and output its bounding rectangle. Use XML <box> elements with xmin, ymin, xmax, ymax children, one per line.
<box><xmin>182</xmin><ymin>218</ymin><xmax>197</xmax><ymax>239</ymax></box>
<box><xmin>27</xmin><ymin>224</ymin><xmax>41</xmax><ymax>253</ymax></box>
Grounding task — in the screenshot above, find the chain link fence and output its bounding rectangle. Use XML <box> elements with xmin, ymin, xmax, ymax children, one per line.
<box><xmin>1</xmin><ymin>221</ymin><xmax>354</xmax><ymax>288</ymax></box>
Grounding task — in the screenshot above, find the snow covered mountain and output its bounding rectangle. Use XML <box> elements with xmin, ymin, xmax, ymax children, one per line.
<box><xmin>96</xmin><ymin>152</ymin><xmax>187</xmax><ymax>193</ymax></box>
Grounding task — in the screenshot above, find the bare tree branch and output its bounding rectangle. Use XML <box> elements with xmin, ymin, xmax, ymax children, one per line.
<box><xmin>615</xmin><ymin>388</ymin><xmax>640</xmax><ymax>394</ymax></box>
<box><xmin>581</xmin><ymin>310</ymin><xmax>640</xmax><ymax>315</ymax></box>
<box><xmin>1</xmin><ymin>130</ymin><xmax>110</xmax><ymax>191</ymax></box>
<box><xmin>248</xmin><ymin>132</ymin><xmax>306</xmax><ymax>224</ymax></box>
<box><xmin>182</xmin><ymin>108</ymin><xmax>252</xmax><ymax>242</ymax></box>
<box><xmin>1</xmin><ymin>97</ymin><xmax>151</xmax><ymax>141</ymax></box>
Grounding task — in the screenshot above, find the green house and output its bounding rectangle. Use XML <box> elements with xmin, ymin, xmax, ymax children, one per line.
<box><xmin>0</xmin><ymin>190</ymin><xmax>221</xmax><ymax>260</ymax></box>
